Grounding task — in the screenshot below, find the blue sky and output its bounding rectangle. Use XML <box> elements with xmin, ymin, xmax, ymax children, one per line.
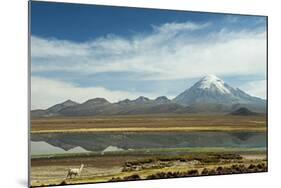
<box><xmin>31</xmin><ymin>1</ymin><xmax>267</xmax><ymax>109</ymax></box>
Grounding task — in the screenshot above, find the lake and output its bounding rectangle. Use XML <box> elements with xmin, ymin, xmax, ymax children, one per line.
<box><xmin>31</xmin><ymin>131</ymin><xmax>266</xmax><ymax>155</ymax></box>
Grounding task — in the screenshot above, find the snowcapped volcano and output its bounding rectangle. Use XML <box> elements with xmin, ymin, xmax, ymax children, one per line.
<box><xmin>173</xmin><ymin>75</ymin><xmax>266</xmax><ymax>112</ymax></box>
<box><xmin>31</xmin><ymin>74</ymin><xmax>266</xmax><ymax>117</ymax></box>
<box><xmin>196</xmin><ymin>74</ymin><xmax>231</xmax><ymax>94</ymax></box>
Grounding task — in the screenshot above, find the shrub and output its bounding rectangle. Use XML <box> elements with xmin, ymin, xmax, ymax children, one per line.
<box><xmin>257</xmin><ymin>163</ymin><xmax>264</xmax><ymax>169</ymax></box>
<box><xmin>109</xmin><ymin>177</ymin><xmax>122</xmax><ymax>182</ymax></box>
<box><xmin>187</xmin><ymin>169</ymin><xmax>199</xmax><ymax>176</ymax></box>
<box><xmin>221</xmin><ymin>167</ymin><xmax>232</xmax><ymax>174</ymax></box>
<box><xmin>146</xmin><ymin>174</ymin><xmax>158</xmax><ymax>179</ymax></box>
<box><xmin>201</xmin><ymin>168</ymin><xmax>209</xmax><ymax>175</ymax></box>
<box><xmin>216</xmin><ymin>166</ymin><xmax>223</xmax><ymax>171</ymax></box>
<box><xmin>248</xmin><ymin>164</ymin><xmax>256</xmax><ymax>169</ymax></box>
<box><xmin>123</xmin><ymin>174</ymin><xmax>141</xmax><ymax>181</ymax></box>
<box><xmin>155</xmin><ymin>172</ymin><xmax>167</xmax><ymax>178</ymax></box>
<box><xmin>60</xmin><ymin>180</ymin><xmax>67</xmax><ymax>185</ymax></box>
<box><xmin>208</xmin><ymin>169</ymin><xmax>217</xmax><ymax>175</ymax></box>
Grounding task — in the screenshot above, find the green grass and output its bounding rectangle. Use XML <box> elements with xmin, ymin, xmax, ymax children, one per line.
<box><xmin>31</xmin><ymin>147</ymin><xmax>266</xmax><ymax>160</ymax></box>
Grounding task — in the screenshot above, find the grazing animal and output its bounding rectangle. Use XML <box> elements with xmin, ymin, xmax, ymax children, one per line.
<box><xmin>66</xmin><ymin>164</ymin><xmax>84</xmax><ymax>179</ymax></box>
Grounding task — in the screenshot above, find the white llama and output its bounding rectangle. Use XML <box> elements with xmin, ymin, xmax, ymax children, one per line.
<box><xmin>66</xmin><ymin>164</ymin><xmax>84</xmax><ymax>179</ymax></box>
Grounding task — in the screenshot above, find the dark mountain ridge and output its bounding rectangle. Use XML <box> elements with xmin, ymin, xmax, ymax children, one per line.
<box><xmin>230</xmin><ymin>107</ymin><xmax>260</xmax><ymax>116</ymax></box>
<box><xmin>31</xmin><ymin>75</ymin><xmax>266</xmax><ymax>117</ymax></box>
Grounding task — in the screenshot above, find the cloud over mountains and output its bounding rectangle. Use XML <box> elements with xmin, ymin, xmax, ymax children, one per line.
<box><xmin>31</xmin><ymin>20</ymin><xmax>266</xmax><ymax>109</ymax></box>
<box><xmin>31</xmin><ymin>21</ymin><xmax>266</xmax><ymax>80</ymax></box>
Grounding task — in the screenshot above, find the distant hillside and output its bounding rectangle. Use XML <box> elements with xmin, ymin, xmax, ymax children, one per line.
<box><xmin>47</xmin><ymin>99</ymin><xmax>79</xmax><ymax>113</ymax></box>
<box><xmin>229</xmin><ymin>107</ymin><xmax>259</xmax><ymax>116</ymax></box>
<box><xmin>31</xmin><ymin>100</ymin><xmax>79</xmax><ymax>118</ymax></box>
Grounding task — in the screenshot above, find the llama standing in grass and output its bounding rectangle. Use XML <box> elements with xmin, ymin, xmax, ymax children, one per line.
<box><xmin>66</xmin><ymin>164</ymin><xmax>84</xmax><ymax>179</ymax></box>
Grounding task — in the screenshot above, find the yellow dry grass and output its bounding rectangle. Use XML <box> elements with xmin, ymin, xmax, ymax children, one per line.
<box><xmin>31</xmin><ymin>114</ymin><xmax>266</xmax><ymax>134</ymax></box>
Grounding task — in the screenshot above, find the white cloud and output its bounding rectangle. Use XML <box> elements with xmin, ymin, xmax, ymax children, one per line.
<box><xmin>240</xmin><ymin>80</ymin><xmax>267</xmax><ymax>99</ymax></box>
<box><xmin>151</xmin><ymin>21</ymin><xmax>210</xmax><ymax>34</ymax></box>
<box><xmin>31</xmin><ymin>21</ymin><xmax>266</xmax><ymax>81</ymax></box>
<box><xmin>31</xmin><ymin>21</ymin><xmax>267</xmax><ymax>108</ymax></box>
<box><xmin>31</xmin><ymin>36</ymin><xmax>90</xmax><ymax>58</ymax></box>
<box><xmin>31</xmin><ymin>76</ymin><xmax>159</xmax><ymax>109</ymax></box>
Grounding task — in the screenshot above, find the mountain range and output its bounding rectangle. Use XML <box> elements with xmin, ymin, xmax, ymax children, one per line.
<box><xmin>31</xmin><ymin>75</ymin><xmax>266</xmax><ymax>117</ymax></box>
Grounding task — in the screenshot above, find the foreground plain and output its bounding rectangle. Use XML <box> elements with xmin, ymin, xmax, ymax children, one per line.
<box><xmin>30</xmin><ymin>114</ymin><xmax>267</xmax><ymax>187</ymax></box>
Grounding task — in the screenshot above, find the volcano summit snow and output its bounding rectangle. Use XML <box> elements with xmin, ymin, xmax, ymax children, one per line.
<box><xmin>196</xmin><ymin>75</ymin><xmax>231</xmax><ymax>94</ymax></box>
<box><xmin>173</xmin><ymin>75</ymin><xmax>265</xmax><ymax>112</ymax></box>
